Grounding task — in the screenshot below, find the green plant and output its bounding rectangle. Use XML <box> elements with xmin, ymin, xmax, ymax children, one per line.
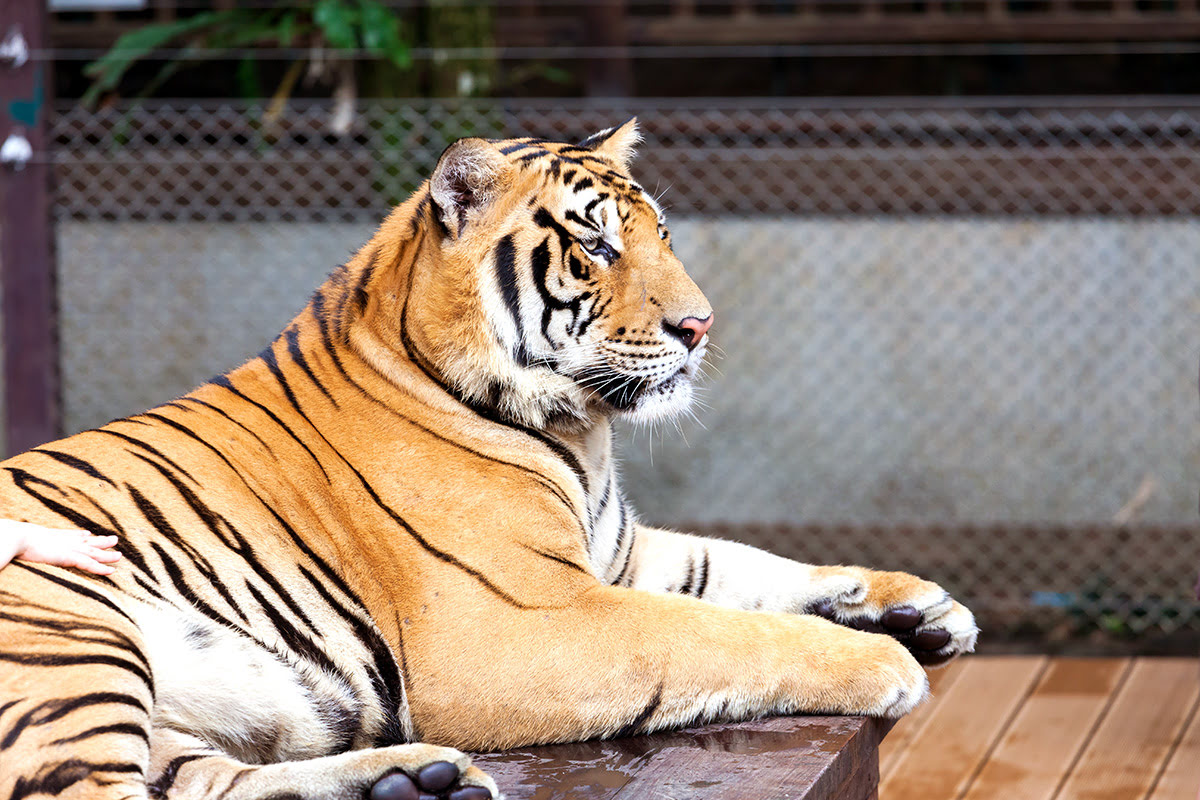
<box><xmin>82</xmin><ymin>1</ymin><xmax>411</xmax><ymax>107</ymax></box>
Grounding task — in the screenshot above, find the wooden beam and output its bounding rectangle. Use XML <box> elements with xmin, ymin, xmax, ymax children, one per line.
<box><xmin>472</xmin><ymin>715</ymin><xmax>892</xmax><ymax>800</ymax></box>
<box><xmin>584</xmin><ymin>0</ymin><xmax>633</xmax><ymax>97</ymax></box>
<box><xmin>0</xmin><ymin>0</ymin><xmax>60</xmax><ymax>455</ymax></box>
<box><xmin>626</xmin><ymin>14</ymin><xmax>1200</xmax><ymax>44</ymax></box>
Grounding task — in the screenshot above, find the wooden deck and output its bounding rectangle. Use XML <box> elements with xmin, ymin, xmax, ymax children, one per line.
<box><xmin>471</xmin><ymin>656</ymin><xmax>1200</xmax><ymax>799</ymax></box>
<box><xmin>882</xmin><ymin>656</ymin><xmax>1200</xmax><ymax>800</ymax></box>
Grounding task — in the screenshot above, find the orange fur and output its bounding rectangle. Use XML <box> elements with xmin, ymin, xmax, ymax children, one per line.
<box><xmin>0</xmin><ymin>124</ymin><xmax>972</xmax><ymax>800</ymax></box>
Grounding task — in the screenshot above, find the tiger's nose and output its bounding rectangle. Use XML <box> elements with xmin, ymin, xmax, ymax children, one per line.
<box><xmin>663</xmin><ymin>313</ymin><xmax>713</xmax><ymax>351</ymax></box>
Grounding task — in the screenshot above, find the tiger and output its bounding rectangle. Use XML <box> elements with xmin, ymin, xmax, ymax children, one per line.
<box><xmin>0</xmin><ymin>119</ymin><xmax>977</xmax><ymax>800</ymax></box>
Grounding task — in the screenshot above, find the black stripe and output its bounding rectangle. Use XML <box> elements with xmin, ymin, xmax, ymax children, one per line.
<box><xmin>529</xmin><ymin>233</ymin><xmax>589</xmax><ymax>348</ymax></box>
<box><xmin>564</xmin><ymin>209</ymin><xmax>597</xmax><ymax>235</ymax></box>
<box><xmin>574</xmin><ymin>296</ymin><xmax>602</xmax><ymax>338</ymax></box>
<box><xmin>242</xmin><ymin>581</ymin><xmax>349</xmax><ymax>685</ymax></box>
<box><xmin>393</xmin><ymin>623</ymin><xmax>415</xmax><ymax>743</ymax></box>
<box><xmin>10</xmin><ymin>759</ymin><xmax>143</xmax><ymax>800</ymax></box>
<box><xmin>521</xmin><ymin>543</ymin><xmax>589</xmax><ymax>574</ymax></box>
<box><xmin>172</xmin><ymin>397</ymin><xmax>276</xmax><ymax>459</ymax></box>
<box><xmin>614</xmin><ymin>682</ymin><xmax>663</xmax><ymax>738</ymax></box>
<box><xmin>1</xmin><ymin>693</ymin><xmax>147</xmax><ymax>750</ymax></box>
<box><xmin>492</xmin><ymin>234</ymin><xmax>530</xmax><ymax>367</ymax></box>
<box><xmin>0</xmin><ymin>604</ymin><xmax>150</xmax><ymax>676</ymax></box>
<box><xmin>309</xmin><ymin>290</ymin><xmax>354</xmax><ymax>384</ymax></box>
<box><xmin>0</xmin><ymin>648</ymin><xmax>152</xmax><ymax>692</ymax></box>
<box><xmin>148</xmin><ymin>753</ymin><xmax>210</xmax><ymax>799</ymax></box>
<box><xmin>147</xmin><ymin>539</ymin><xmax>241</xmax><ymax>633</ymax></box>
<box><xmin>2</xmin><ymin>467</ymin><xmax>146</xmax><ymax>591</ymax></box>
<box><xmin>299</xmin><ymin>564</ymin><xmax>407</xmax><ymax>746</ymax></box>
<box><xmin>30</xmin><ymin>449</ymin><xmax>117</xmax><ymax>487</ymax></box>
<box><xmin>533</xmin><ymin>207</ymin><xmax>573</xmax><ymax>253</ymax></box>
<box><xmin>284</xmin><ymin>327</ymin><xmax>339</xmax><ymax>407</ymax></box>
<box><xmin>694</xmin><ymin>548</ymin><xmax>710</xmax><ymax>599</ymax></box>
<box><xmin>611</xmin><ymin>505</ymin><xmax>635</xmax><ymax>587</ymax></box>
<box><xmin>350</xmin><ymin>247</ymin><xmax>380</xmax><ymax>319</ymax></box>
<box><xmin>258</xmin><ymin>342</ymin><xmax>306</xmax><ymax>418</ymax></box>
<box><xmin>93</xmin><ymin>427</ymin><xmax>195</xmax><ymax>481</ymax></box>
<box><xmin>591</xmin><ymin>472</ymin><xmax>613</xmax><ymax>530</ymax></box>
<box><xmin>175</xmin><ymin>381</ymin><xmax>331</xmax><ymax>483</ymax></box>
<box><xmin>6</xmin><ymin>561</ymin><xmax>136</xmax><ymax>628</ymax></box>
<box><xmin>49</xmin><ymin>722</ymin><xmax>149</xmax><ymax>747</ymax></box>
<box><xmin>679</xmin><ymin>552</ymin><xmax>695</xmax><ymax>597</ymax></box>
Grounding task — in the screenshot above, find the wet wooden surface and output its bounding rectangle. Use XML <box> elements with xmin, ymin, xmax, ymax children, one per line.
<box><xmin>472</xmin><ymin>714</ymin><xmax>891</xmax><ymax>800</ymax></box>
<box><xmin>882</xmin><ymin>656</ymin><xmax>1200</xmax><ymax>800</ymax></box>
<box><xmin>473</xmin><ymin>656</ymin><xmax>1200</xmax><ymax>799</ymax></box>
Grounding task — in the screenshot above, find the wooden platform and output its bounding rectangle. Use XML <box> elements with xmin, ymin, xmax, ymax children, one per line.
<box><xmin>882</xmin><ymin>656</ymin><xmax>1200</xmax><ymax>800</ymax></box>
<box><xmin>472</xmin><ymin>657</ymin><xmax>1200</xmax><ymax>799</ymax></box>
<box><xmin>472</xmin><ymin>714</ymin><xmax>890</xmax><ymax>800</ymax></box>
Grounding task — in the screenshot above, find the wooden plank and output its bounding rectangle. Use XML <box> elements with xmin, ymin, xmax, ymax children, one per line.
<box><xmin>627</xmin><ymin>16</ymin><xmax>1200</xmax><ymax>45</ymax></box>
<box><xmin>961</xmin><ymin>658</ymin><xmax>1131</xmax><ymax>800</ymax></box>
<box><xmin>472</xmin><ymin>715</ymin><xmax>889</xmax><ymax>800</ymax></box>
<box><xmin>879</xmin><ymin>661</ymin><xmax>966</xmax><ymax>779</ymax></box>
<box><xmin>1058</xmin><ymin>658</ymin><xmax>1200</xmax><ymax>800</ymax></box>
<box><xmin>879</xmin><ymin>656</ymin><xmax>1047</xmax><ymax>800</ymax></box>
<box><xmin>1147</xmin><ymin>686</ymin><xmax>1200</xmax><ymax>800</ymax></box>
<box><xmin>1</xmin><ymin>0</ymin><xmax>60</xmax><ymax>456</ymax></box>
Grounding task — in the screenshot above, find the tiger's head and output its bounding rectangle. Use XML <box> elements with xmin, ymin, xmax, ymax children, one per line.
<box><xmin>388</xmin><ymin>119</ymin><xmax>712</xmax><ymax>432</ymax></box>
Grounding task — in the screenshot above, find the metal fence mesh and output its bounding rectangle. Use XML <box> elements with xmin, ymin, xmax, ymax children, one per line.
<box><xmin>47</xmin><ymin>98</ymin><xmax>1200</xmax><ymax>648</ymax></box>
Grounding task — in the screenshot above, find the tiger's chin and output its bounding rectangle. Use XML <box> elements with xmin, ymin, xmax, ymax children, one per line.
<box><xmin>601</xmin><ymin>372</ymin><xmax>697</xmax><ymax>426</ymax></box>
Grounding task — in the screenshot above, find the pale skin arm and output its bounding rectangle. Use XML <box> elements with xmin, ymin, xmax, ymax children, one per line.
<box><xmin>0</xmin><ymin>520</ymin><xmax>122</xmax><ymax>574</ymax></box>
<box><xmin>615</xmin><ymin>523</ymin><xmax>978</xmax><ymax>666</ymax></box>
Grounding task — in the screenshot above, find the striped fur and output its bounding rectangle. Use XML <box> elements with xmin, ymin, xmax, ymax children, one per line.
<box><xmin>0</xmin><ymin>120</ymin><xmax>975</xmax><ymax>800</ymax></box>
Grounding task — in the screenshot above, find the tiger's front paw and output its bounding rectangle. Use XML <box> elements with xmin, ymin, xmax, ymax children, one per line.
<box><xmin>832</xmin><ymin>631</ymin><xmax>931</xmax><ymax>718</ymax></box>
<box><xmin>806</xmin><ymin>569</ymin><xmax>978</xmax><ymax>666</ymax></box>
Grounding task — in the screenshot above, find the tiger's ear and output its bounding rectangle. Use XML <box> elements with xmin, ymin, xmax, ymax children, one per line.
<box><xmin>578</xmin><ymin>117</ymin><xmax>641</xmax><ymax>171</ymax></box>
<box><xmin>430</xmin><ymin>138</ymin><xmax>511</xmax><ymax>238</ymax></box>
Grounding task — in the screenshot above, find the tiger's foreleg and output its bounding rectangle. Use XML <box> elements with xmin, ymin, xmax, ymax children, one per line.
<box><xmin>615</xmin><ymin>525</ymin><xmax>978</xmax><ymax>666</ymax></box>
<box><xmin>406</xmin><ymin>584</ymin><xmax>930</xmax><ymax>751</ymax></box>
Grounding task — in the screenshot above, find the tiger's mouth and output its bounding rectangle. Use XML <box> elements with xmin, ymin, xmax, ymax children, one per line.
<box><xmin>578</xmin><ymin>344</ymin><xmax>705</xmax><ymax>418</ymax></box>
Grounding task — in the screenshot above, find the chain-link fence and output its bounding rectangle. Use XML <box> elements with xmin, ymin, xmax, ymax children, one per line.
<box><xmin>46</xmin><ymin>98</ymin><xmax>1200</xmax><ymax>650</ymax></box>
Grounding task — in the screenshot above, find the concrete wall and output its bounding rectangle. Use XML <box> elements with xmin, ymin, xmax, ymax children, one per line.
<box><xmin>56</xmin><ymin>218</ymin><xmax>1200</xmax><ymax>527</ymax></box>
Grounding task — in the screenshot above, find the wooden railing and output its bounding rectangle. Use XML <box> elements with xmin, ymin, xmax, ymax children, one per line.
<box><xmin>50</xmin><ymin>1</ymin><xmax>1200</xmax><ymax>49</ymax></box>
<box><xmin>497</xmin><ymin>0</ymin><xmax>1200</xmax><ymax>45</ymax></box>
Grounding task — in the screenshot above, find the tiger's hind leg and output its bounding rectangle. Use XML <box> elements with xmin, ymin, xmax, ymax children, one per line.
<box><xmin>0</xmin><ymin>563</ymin><xmax>154</xmax><ymax>800</ymax></box>
<box><xmin>149</xmin><ymin>728</ymin><xmax>498</xmax><ymax>800</ymax></box>
<box><xmin>128</xmin><ymin>594</ymin><xmax>499</xmax><ymax>800</ymax></box>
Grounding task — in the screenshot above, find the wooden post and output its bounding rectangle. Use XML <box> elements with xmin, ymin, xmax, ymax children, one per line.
<box><xmin>584</xmin><ymin>0</ymin><xmax>633</xmax><ymax>97</ymax></box>
<box><xmin>0</xmin><ymin>0</ymin><xmax>60</xmax><ymax>455</ymax></box>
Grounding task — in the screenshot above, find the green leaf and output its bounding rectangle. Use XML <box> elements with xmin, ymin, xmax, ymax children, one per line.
<box><xmin>277</xmin><ymin>11</ymin><xmax>298</xmax><ymax>47</ymax></box>
<box><xmin>82</xmin><ymin>10</ymin><xmax>228</xmax><ymax>102</ymax></box>
<box><xmin>358</xmin><ymin>0</ymin><xmax>409</xmax><ymax>69</ymax></box>
<box><xmin>314</xmin><ymin>0</ymin><xmax>359</xmax><ymax>50</ymax></box>
<box><xmin>236</xmin><ymin>56</ymin><xmax>262</xmax><ymax>99</ymax></box>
